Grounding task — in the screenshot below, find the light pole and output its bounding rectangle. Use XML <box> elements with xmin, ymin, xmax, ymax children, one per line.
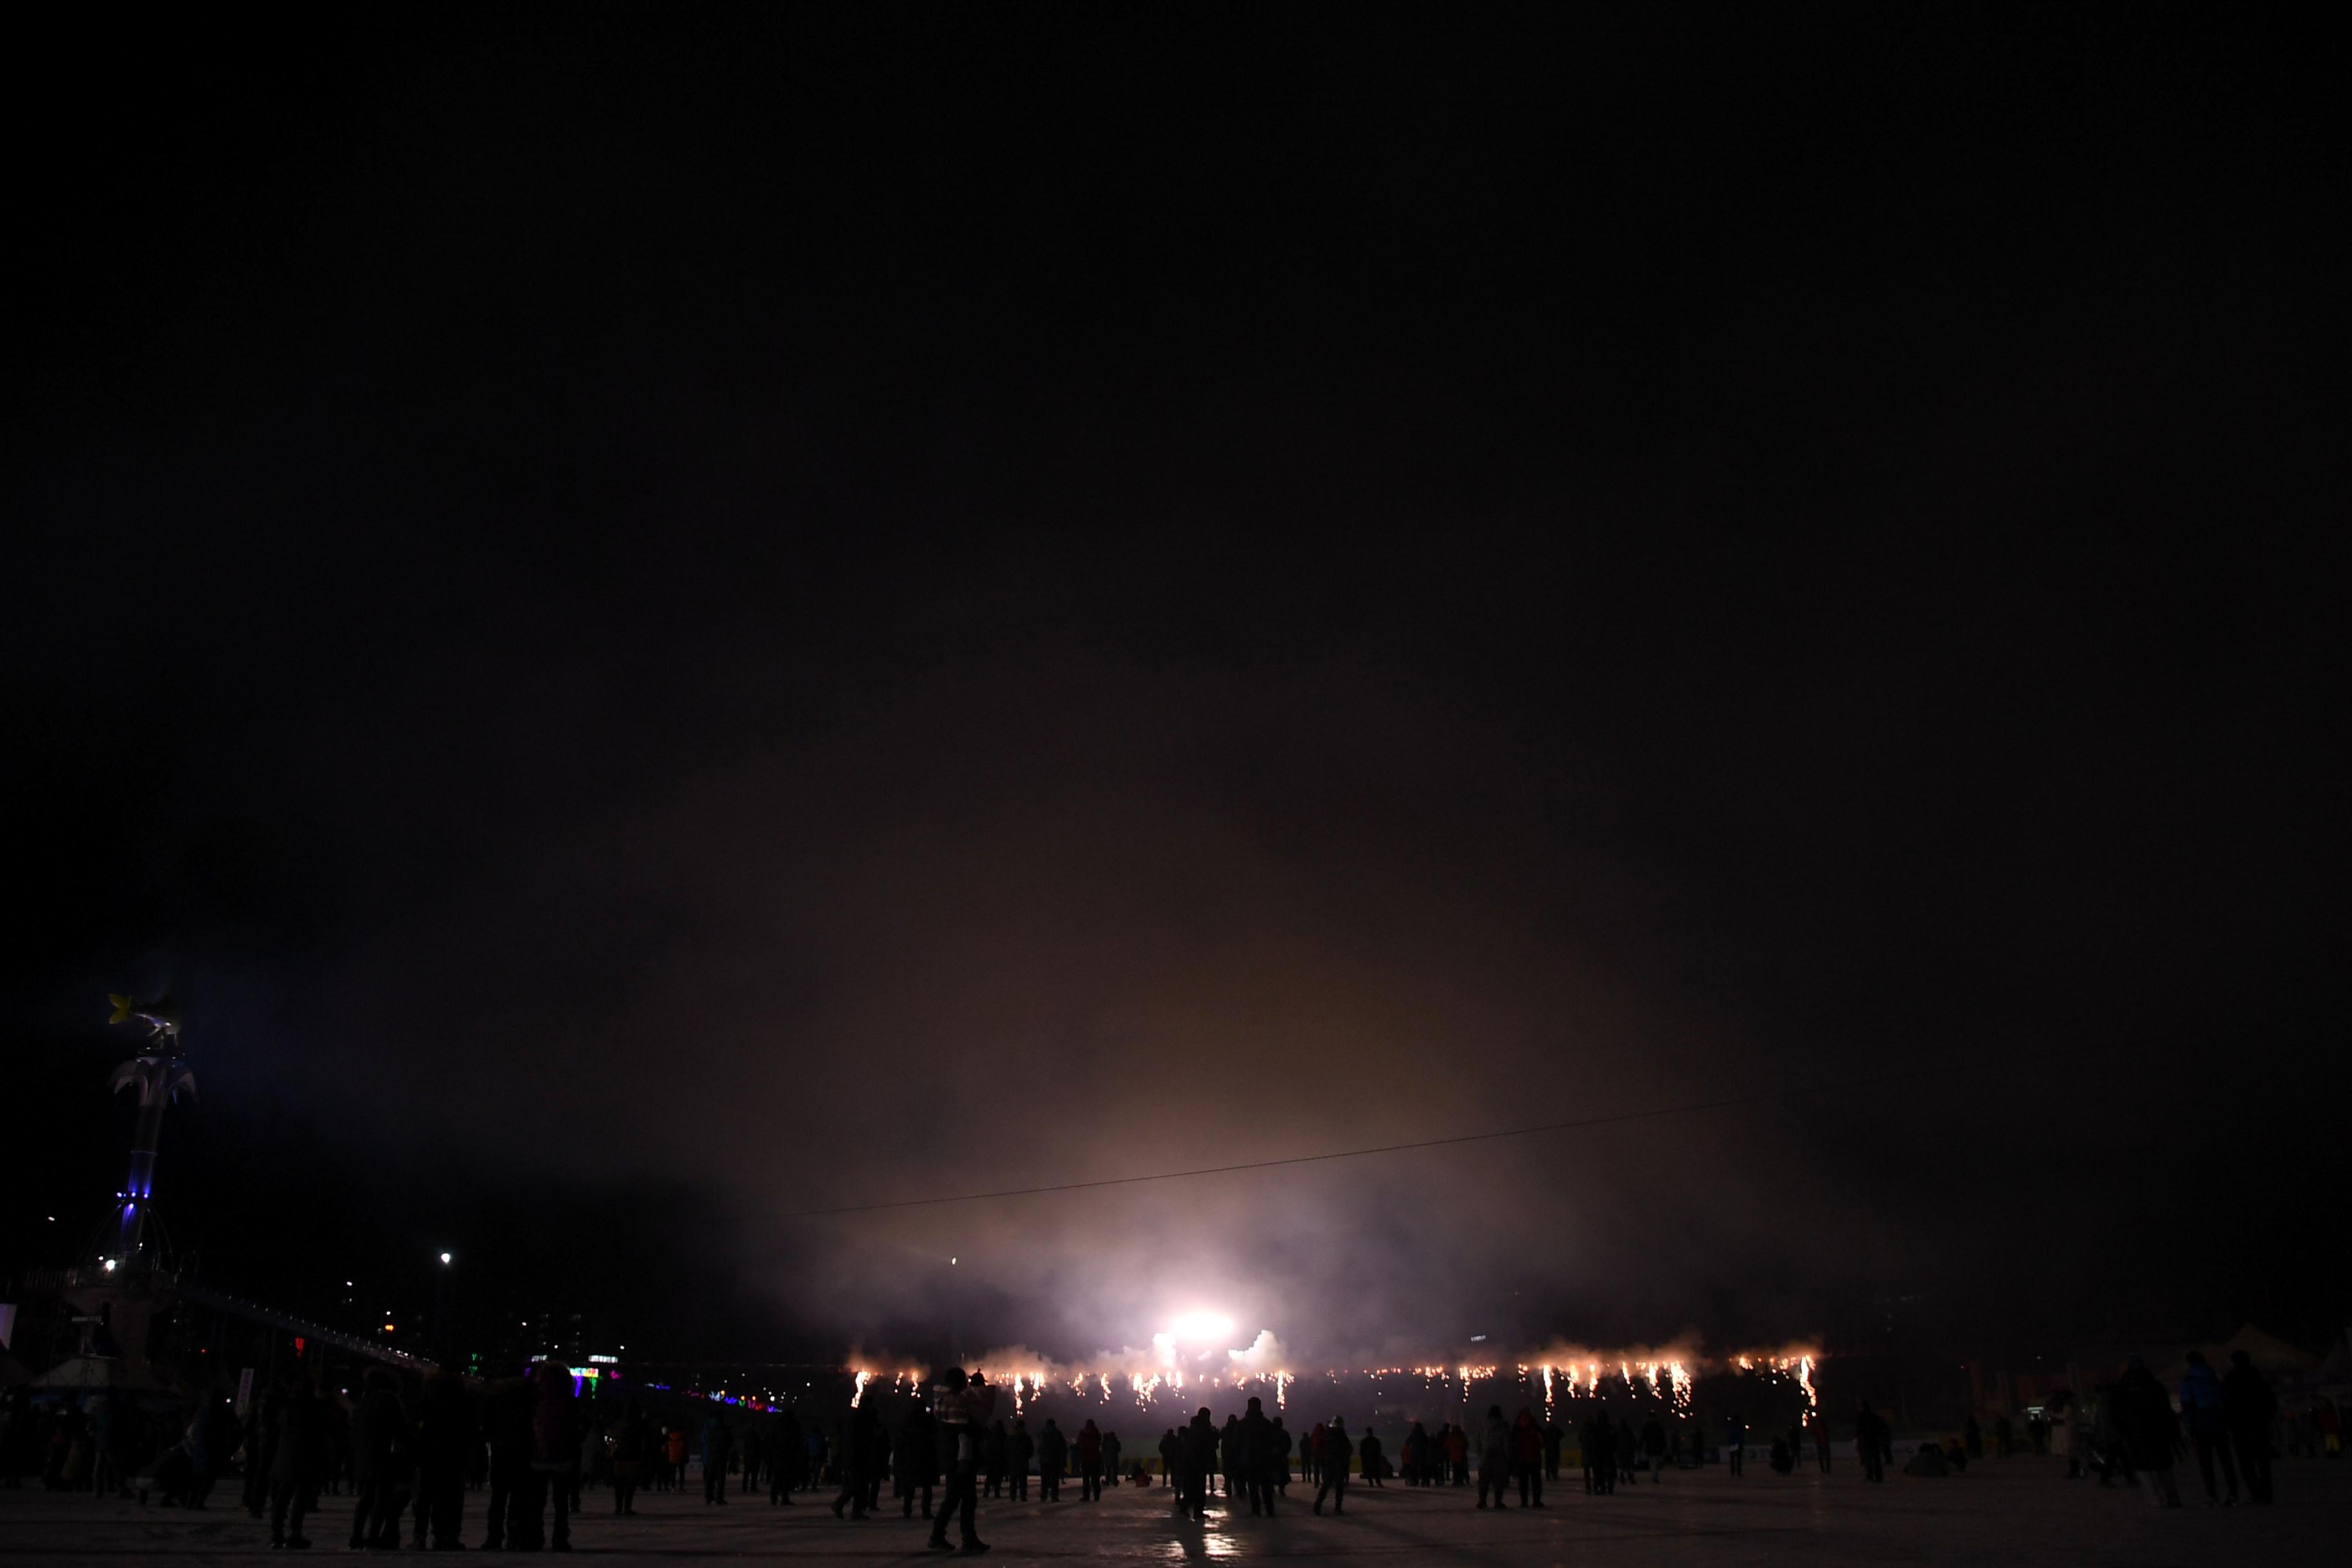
<box><xmin>433</xmin><ymin>1251</ymin><xmax>455</xmax><ymax>1361</ymax></box>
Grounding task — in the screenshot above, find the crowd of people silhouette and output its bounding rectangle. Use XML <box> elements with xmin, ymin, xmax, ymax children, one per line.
<box><xmin>0</xmin><ymin>1350</ymin><xmax>2314</xmax><ymax>1554</ymax></box>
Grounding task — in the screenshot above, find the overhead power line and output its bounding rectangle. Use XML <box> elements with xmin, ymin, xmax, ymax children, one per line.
<box><xmin>783</xmin><ymin>1056</ymin><xmax>1984</xmax><ymax>1219</ymax></box>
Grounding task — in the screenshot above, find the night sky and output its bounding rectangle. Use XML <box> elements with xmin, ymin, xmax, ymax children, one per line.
<box><xmin>5</xmin><ymin>6</ymin><xmax>2342</xmax><ymax>1366</ymax></box>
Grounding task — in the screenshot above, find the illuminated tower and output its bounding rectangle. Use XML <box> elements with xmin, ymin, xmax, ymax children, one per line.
<box><xmin>96</xmin><ymin>994</ymin><xmax>195</xmax><ymax>1271</ymax></box>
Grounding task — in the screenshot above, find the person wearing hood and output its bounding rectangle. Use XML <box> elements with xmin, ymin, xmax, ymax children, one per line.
<box><xmin>1476</xmin><ymin>1406</ymin><xmax>1511</xmax><ymax>1509</ymax></box>
<box><xmin>2178</xmin><ymin>1351</ymin><xmax>2238</xmax><ymax>1505</ymax></box>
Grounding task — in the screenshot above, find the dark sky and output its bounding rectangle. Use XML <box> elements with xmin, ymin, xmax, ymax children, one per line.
<box><xmin>5</xmin><ymin>5</ymin><xmax>2342</xmax><ymax>1366</ymax></box>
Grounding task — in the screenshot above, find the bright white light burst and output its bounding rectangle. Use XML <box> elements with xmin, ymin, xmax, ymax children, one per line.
<box><xmin>1168</xmin><ymin>1311</ymin><xmax>1237</xmax><ymax>1345</ymax></box>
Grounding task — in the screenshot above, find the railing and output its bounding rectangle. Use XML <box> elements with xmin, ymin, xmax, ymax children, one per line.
<box><xmin>3</xmin><ymin>1268</ymin><xmax>433</xmax><ymax>1373</ymax></box>
<box><xmin>175</xmin><ymin>1282</ymin><xmax>436</xmax><ymax>1371</ymax></box>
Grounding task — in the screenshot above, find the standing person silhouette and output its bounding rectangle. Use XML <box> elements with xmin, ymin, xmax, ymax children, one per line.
<box><xmin>1237</xmin><ymin>1398</ymin><xmax>1277</xmax><ymax>1516</ymax></box>
<box><xmin>1855</xmin><ymin>1402</ymin><xmax>1888</xmax><ymax>1482</ymax></box>
<box><xmin>1075</xmin><ymin>1419</ymin><xmax>1102</xmax><ymax>1502</ymax></box>
<box><xmin>1313</xmin><ymin>1419</ymin><xmax>1352</xmax><ymax>1516</ymax></box>
<box><xmin>897</xmin><ymin>1397</ymin><xmax>936</xmax><ymax>1518</ymax></box>
<box><xmin>2223</xmin><ymin>1351</ymin><xmax>2278</xmax><ymax>1504</ymax></box>
<box><xmin>926</xmin><ymin>1369</ymin><xmax>996</xmax><ymax>1554</ymax></box>
<box><xmin>1180</xmin><ymin>1408</ymin><xmax>1217</xmax><ymax>1522</ymax></box>
<box><xmin>831</xmin><ymin>1400</ymin><xmax>877</xmax><ymax>1519</ymax></box>
<box><xmin>702</xmin><ymin>1409</ymin><xmax>734</xmax><ymax>1505</ymax></box>
<box><xmin>1476</xmin><ymin>1406</ymin><xmax>1511</xmax><ymax>1509</ymax></box>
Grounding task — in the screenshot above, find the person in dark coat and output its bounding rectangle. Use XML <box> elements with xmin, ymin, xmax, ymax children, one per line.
<box><xmin>1584</xmin><ymin>1408</ymin><xmax>1616</xmax><ymax>1495</ymax></box>
<box><xmin>612</xmin><ymin>1400</ymin><xmax>653</xmax><ymax>1515</ymax></box>
<box><xmin>1037</xmin><ymin>1418</ymin><xmax>1068</xmax><ymax>1501</ymax></box>
<box><xmin>2178</xmin><ymin>1351</ymin><xmax>2237</xmax><ymax>1504</ymax></box>
<box><xmin>1157</xmin><ymin>1429</ymin><xmax>1179</xmax><ymax>1490</ymax></box>
<box><xmin>1542</xmin><ymin>1417</ymin><xmax>1563</xmax><ymax>1482</ymax></box>
<box><xmin>2117</xmin><ymin>1358</ymin><xmax>2182</xmax><ymax>1507</ymax></box>
<box><xmin>1237</xmin><ymin>1398</ymin><xmax>1277</xmax><ymax>1516</ymax></box>
<box><xmin>770</xmin><ymin>1407</ymin><xmax>802</xmax><ymax>1504</ymax></box>
<box><xmin>411</xmin><ymin>1369</ymin><xmax>475</xmax><ymax>1549</ymax></box>
<box><xmin>863</xmin><ymin>1407</ymin><xmax>891</xmax><ymax>1514</ymax></box>
<box><xmin>1075</xmin><ymin>1418</ymin><xmax>1103</xmax><ymax>1503</ymax></box>
<box><xmin>925</xmin><ymin>1368</ymin><xmax>997</xmax><ymax>1554</ymax></box>
<box><xmin>348</xmin><ymin>1369</ymin><xmax>409</xmax><ymax>1551</ymax></box>
<box><xmin>703</xmin><ymin>1410</ymin><xmax>734</xmax><ymax>1505</ymax></box>
<box><xmin>1359</xmin><ymin>1427</ymin><xmax>1386</xmax><ymax>1487</ymax></box>
<box><xmin>1511</xmin><ymin>1409</ymin><xmax>1543</xmax><ymax>1504</ymax></box>
<box><xmin>1855</xmin><ymin>1402</ymin><xmax>1888</xmax><ymax>1482</ymax></box>
<box><xmin>1180</xmin><ymin>1408</ymin><xmax>1218</xmax><ymax>1521</ymax></box>
<box><xmin>480</xmin><ymin>1372</ymin><xmax>534</xmax><ymax>1548</ymax></box>
<box><xmin>739</xmin><ymin>1424</ymin><xmax>764</xmax><ymax>1498</ymax></box>
<box><xmin>1476</xmin><ymin>1406</ymin><xmax>1511</xmax><ymax>1509</ymax></box>
<box><xmin>2224</xmin><ymin>1351</ymin><xmax>2278</xmax><ymax>1504</ymax></box>
<box><xmin>977</xmin><ymin>1419</ymin><xmax>1006</xmax><ymax>1499</ymax></box>
<box><xmin>897</xmin><ymin>1398</ymin><xmax>937</xmax><ymax>1517</ymax></box>
<box><xmin>228</xmin><ymin>1387</ymin><xmax>268</xmax><ymax>1518</ymax></box>
<box><xmin>831</xmin><ymin>1402</ymin><xmax>877</xmax><ymax>1518</ymax></box>
<box><xmin>265</xmin><ymin>1375</ymin><xmax>325</xmax><ymax>1549</ymax></box>
<box><xmin>1312</xmin><ymin>1418</ymin><xmax>1352</xmax><ymax>1516</ymax></box>
<box><xmin>1008</xmin><ymin>1418</ymin><xmax>1034</xmax><ymax>1502</ymax></box>
<box><xmin>525</xmin><ymin>1361</ymin><xmax>579</xmax><ymax>1549</ymax></box>
<box><xmin>1100</xmin><ymin>1428</ymin><xmax>1121</xmax><ymax>1488</ymax></box>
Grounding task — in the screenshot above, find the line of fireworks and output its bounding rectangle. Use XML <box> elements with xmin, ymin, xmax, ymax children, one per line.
<box><xmin>843</xmin><ymin>1339</ymin><xmax>1819</xmax><ymax>1418</ymax></box>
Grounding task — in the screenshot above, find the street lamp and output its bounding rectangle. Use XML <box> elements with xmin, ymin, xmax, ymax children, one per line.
<box><xmin>433</xmin><ymin>1250</ymin><xmax>456</xmax><ymax>1358</ymax></box>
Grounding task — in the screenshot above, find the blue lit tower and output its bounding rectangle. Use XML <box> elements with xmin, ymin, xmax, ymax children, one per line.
<box><xmin>98</xmin><ymin>994</ymin><xmax>195</xmax><ymax>1270</ymax></box>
